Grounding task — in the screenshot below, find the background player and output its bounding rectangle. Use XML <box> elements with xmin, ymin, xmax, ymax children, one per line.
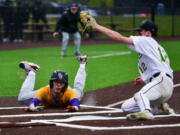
<box><xmin>53</xmin><ymin>3</ymin><xmax>89</xmax><ymax>57</ymax></box>
<box><xmin>18</xmin><ymin>55</ymin><xmax>87</xmax><ymax>112</ymax></box>
<box><xmin>86</xmin><ymin>17</ymin><xmax>174</xmax><ymax>120</ymax></box>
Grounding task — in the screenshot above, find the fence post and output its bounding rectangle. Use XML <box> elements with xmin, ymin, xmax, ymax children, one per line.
<box><xmin>132</xmin><ymin>8</ymin><xmax>136</xmax><ymax>35</ymax></box>
<box><xmin>171</xmin><ymin>0</ymin><xmax>175</xmax><ymax>37</ymax></box>
<box><xmin>110</xmin><ymin>11</ymin><xmax>115</xmax><ymax>30</ymax></box>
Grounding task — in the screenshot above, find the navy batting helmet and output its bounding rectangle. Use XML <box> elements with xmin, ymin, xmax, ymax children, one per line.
<box><xmin>135</xmin><ymin>20</ymin><xmax>158</xmax><ymax>36</ymax></box>
<box><xmin>49</xmin><ymin>70</ymin><xmax>68</xmax><ymax>92</ymax></box>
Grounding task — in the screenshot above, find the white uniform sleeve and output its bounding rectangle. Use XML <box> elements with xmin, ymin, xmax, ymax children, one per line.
<box><xmin>128</xmin><ymin>36</ymin><xmax>151</xmax><ymax>55</ymax></box>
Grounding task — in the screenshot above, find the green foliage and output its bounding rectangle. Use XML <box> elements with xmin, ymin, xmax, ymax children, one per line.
<box><xmin>55</xmin><ymin>0</ymin><xmax>114</xmax><ymax>7</ymax></box>
<box><xmin>87</xmin><ymin>0</ymin><xmax>113</xmax><ymax>8</ymax></box>
<box><xmin>0</xmin><ymin>41</ymin><xmax>180</xmax><ymax>97</ymax></box>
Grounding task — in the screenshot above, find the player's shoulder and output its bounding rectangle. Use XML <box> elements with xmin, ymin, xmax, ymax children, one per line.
<box><xmin>39</xmin><ymin>86</ymin><xmax>51</xmax><ymax>92</ymax></box>
<box><xmin>63</xmin><ymin>88</ymin><xmax>76</xmax><ymax>97</ymax></box>
<box><xmin>64</xmin><ymin>88</ymin><xmax>78</xmax><ymax>99</ymax></box>
<box><xmin>131</xmin><ymin>36</ymin><xmax>156</xmax><ymax>43</ymax></box>
<box><xmin>65</xmin><ymin>88</ymin><xmax>76</xmax><ymax>93</ymax></box>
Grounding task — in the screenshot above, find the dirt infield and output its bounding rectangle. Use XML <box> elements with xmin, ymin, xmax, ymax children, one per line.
<box><xmin>0</xmin><ymin>71</ymin><xmax>180</xmax><ymax>135</ymax></box>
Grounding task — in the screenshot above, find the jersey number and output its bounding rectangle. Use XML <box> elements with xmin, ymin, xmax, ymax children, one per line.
<box><xmin>139</xmin><ymin>62</ymin><xmax>147</xmax><ymax>73</ymax></box>
<box><xmin>158</xmin><ymin>47</ymin><xmax>167</xmax><ymax>62</ymax></box>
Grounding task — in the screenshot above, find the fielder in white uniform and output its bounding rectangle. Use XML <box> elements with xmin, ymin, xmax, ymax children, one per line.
<box><xmin>93</xmin><ymin>20</ymin><xmax>174</xmax><ymax>120</ymax></box>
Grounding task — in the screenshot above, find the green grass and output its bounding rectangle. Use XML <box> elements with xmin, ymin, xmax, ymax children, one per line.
<box><xmin>0</xmin><ymin>41</ymin><xmax>180</xmax><ymax>97</ymax></box>
<box><xmin>95</xmin><ymin>15</ymin><xmax>180</xmax><ymax>37</ymax></box>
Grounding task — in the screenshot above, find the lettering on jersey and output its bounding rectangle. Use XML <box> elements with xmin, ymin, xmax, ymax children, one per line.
<box><xmin>139</xmin><ymin>62</ymin><xmax>147</xmax><ymax>73</ymax></box>
<box><xmin>139</xmin><ymin>53</ymin><xmax>142</xmax><ymax>59</ymax></box>
<box><xmin>158</xmin><ymin>47</ymin><xmax>168</xmax><ymax>62</ymax></box>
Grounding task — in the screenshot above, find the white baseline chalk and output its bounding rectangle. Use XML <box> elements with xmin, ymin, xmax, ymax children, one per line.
<box><xmin>0</xmin><ymin>110</ymin><xmax>123</xmax><ymax>118</ymax></box>
<box><xmin>174</xmin><ymin>83</ymin><xmax>180</xmax><ymax>88</ymax></box>
<box><xmin>89</xmin><ymin>51</ymin><xmax>131</xmax><ymax>59</ymax></box>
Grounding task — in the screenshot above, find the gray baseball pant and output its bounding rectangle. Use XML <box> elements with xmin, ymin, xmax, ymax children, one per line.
<box><xmin>62</xmin><ymin>32</ymin><xmax>81</xmax><ymax>55</ymax></box>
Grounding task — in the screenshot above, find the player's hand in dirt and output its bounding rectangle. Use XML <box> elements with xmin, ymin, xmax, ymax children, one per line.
<box><xmin>24</xmin><ymin>104</ymin><xmax>40</xmax><ymax>112</ymax></box>
<box><xmin>134</xmin><ymin>77</ymin><xmax>145</xmax><ymax>86</ymax></box>
<box><xmin>64</xmin><ymin>105</ymin><xmax>79</xmax><ymax>112</ymax></box>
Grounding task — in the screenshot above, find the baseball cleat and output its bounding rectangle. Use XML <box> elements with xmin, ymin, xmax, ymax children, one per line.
<box><xmin>19</xmin><ymin>61</ymin><xmax>40</xmax><ymax>73</ymax></box>
<box><xmin>158</xmin><ymin>103</ymin><xmax>175</xmax><ymax>115</ymax></box>
<box><xmin>74</xmin><ymin>52</ymin><xmax>81</xmax><ymax>57</ymax></box>
<box><xmin>77</xmin><ymin>54</ymin><xmax>87</xmax><ymax>64</ymax></box>
<box><xmin>126</xmin><ymin>110</ymin><xmax>154</xmax><ymax>120</ymax></box>
<box><xmin>61</xmin><ymin>52</ymin><xmax>66</xmax><ymax>57</ymax></box>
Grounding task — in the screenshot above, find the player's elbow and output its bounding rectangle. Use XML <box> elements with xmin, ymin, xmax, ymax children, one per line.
<box><xmin>117</xmin><ymin>37</ymin><xmax>133</xmax><ymax>45</ymax></box>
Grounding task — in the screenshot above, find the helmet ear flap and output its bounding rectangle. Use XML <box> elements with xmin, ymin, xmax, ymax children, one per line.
<box><xmin>50</xmin><ymin>80</ymin><xmax>53</xmax><ymax>88</ymax></box>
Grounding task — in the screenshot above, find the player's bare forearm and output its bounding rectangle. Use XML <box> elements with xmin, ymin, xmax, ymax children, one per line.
<box><xmin>93</xmin><ymin>24</ymin><xmax>133</xmax><ymax>45</ymax></box>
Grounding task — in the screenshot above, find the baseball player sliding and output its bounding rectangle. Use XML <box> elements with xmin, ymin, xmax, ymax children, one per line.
<box><xmin>80</xmin><ymin>12</ymin><xmax>174</xmax><ymax>120</ymax></box>
<box><xmin>18</xmin><ymin>54</ymin><xmax>87</xmax><ymax>112</ymax></box>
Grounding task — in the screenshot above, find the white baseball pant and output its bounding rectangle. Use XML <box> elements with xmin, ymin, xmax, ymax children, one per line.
<box><xmin>121</xmin><ymin>72</ymin><xmax>174</xmax><ymax>114</ymax></box>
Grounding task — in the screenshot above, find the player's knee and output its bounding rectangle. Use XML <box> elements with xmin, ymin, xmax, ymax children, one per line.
<box><xmin>74</xmin><ymin>34</ymin><xmax>81</xmax><ymax>40</ymax></box>
<box><xmin>134</xmin><ymin>91</ymin><xmax>141</xmax><ymax>102</ymax></box>
<box><xmin>121</xmin><ymin>102</ymin><xmax>127</xmax><ymax>113</ymax></box>
<box><xmin>18</xmin><ymin>100</ymin><xmax>25</xmax><ymax>105</ymax></box>
<box><xmin>18</xmin><ymin>96</ymin><xmax>25</xmax><ymax>104</ymax></box>
<box><xmin>18</xmin><ymin>97</ymin><xmax>32</xmax><ymax>105</ymax></box>
<box><xmin>18</xmin><ymin>94</ymin><xmax>32</xmax><ymax>105</ymax></box>
<box><xmin>18</xmin><ymin>94</ymin><xmax>23</xmax><ymax>102</ymax></box>
<box><xmin>121</xmin><ymin>101</ymin><xmax>132</xmax><ymax>114</ymax></box>
<box><xmin>63</xmin><ymin>36</ymin><xmax>69</xmax><ymax>41</ymax></box>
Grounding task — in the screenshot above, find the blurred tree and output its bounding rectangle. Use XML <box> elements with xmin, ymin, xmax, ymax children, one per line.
<box><xmin>88</xmin><ymin>0</ymin><xmax>113</xmax><ymax>8</ymax></box>
<box><xmin>55</xmin><ymin>0</ymin><xmax>113</xmax><ymax>8</ymax></box>
<box><xmin>75</xmin><ymin>0</ymin><xmax>90</xmax><ymax>4</ymax></box>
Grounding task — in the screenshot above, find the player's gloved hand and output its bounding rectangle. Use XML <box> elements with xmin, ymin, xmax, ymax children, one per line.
<box><xmin>64</xmin><ymin>105</ymin><xmax>79</xmax><ymax>112</ymax></box>
<box><xmin>24</xmin><ymin>103</ymin><xmax>40</xmax><ymax>112</ymax></box>
<box><xmin>80</xmin><ymin>10</ymin><xmax>97</xmax><ymax>32</ymax></box>
<box><xmin>134</xmin><ymin>77</ymin><xmax>145</xmax><ymax>86</ymax></box>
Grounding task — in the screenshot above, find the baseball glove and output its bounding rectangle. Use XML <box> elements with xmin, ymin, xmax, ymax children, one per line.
<box><xmin>80</xmin><ymin>10</ymin><xmax>96</xmax><ymax>32</ymax></box>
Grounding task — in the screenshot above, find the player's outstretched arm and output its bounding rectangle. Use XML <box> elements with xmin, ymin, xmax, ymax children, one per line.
<box><xmin>64</xmin><ymin>98</ymin><xmax>80</xmax><ymax>112</ymax></box>
<box><xmin>93</xmin><ymin>23</ymin><xmax>133</xmax><ymax>45</ymax></box>
<box><xmin>64</xmin><ymin>105</ymin><xmax>79</xmax><ymax>112</ymax></box>
<box><xmin>24</xmin><ymin>98</ymin><xmax>41</xmax><ymax>112</ymax></box>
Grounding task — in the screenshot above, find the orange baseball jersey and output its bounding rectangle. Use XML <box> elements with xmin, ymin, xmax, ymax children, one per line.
<box><xmin>31</xmin><ymin>86</ymin><xmax>79</xmax><ymax>107</ymax></box>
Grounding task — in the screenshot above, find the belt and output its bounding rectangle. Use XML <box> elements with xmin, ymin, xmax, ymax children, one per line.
<box><xmin>149</xmin><ymin>72</ymin><xmax>172</xmax><ymax>82</ymax></box>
